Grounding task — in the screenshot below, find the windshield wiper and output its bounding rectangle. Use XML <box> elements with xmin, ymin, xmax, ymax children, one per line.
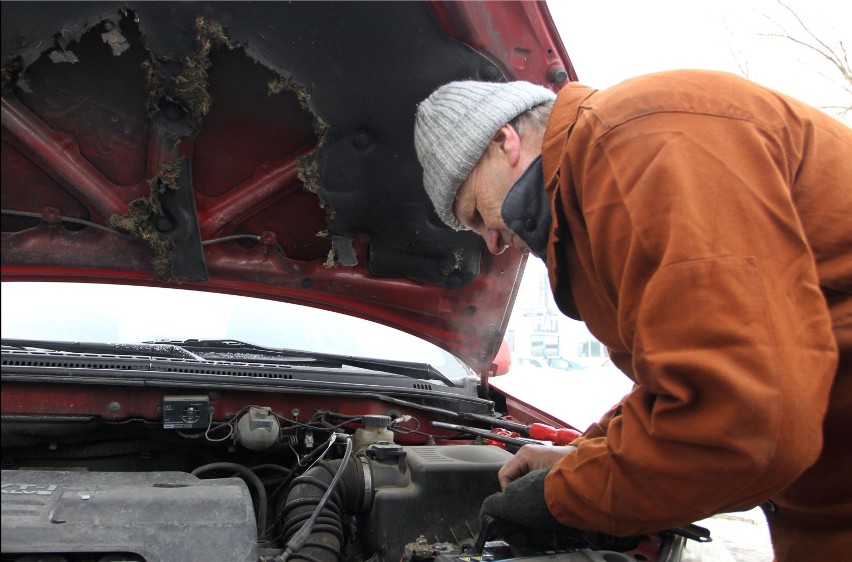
<box><xmin>1</xmin><ymin>338</ymin><xmax>460</xmax><ymax>387</ymax></box>
<box><xmin>148</xmin><ymin>339</ymin><xmax>459</xmax><ymax>387</ymax></box>
<box><xmin>2</xmin><ymin>339</ymin><xmax>203</xmax><ymax>360</ymax></box>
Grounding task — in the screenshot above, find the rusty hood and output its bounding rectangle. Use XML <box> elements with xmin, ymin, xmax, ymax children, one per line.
<box><xmin>0</xmin><ymin>1</ymin><xmax>575</xmax><ymax>379</ymax></box>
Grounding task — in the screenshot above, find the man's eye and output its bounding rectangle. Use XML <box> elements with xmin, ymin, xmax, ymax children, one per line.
<box><xmin>474</xmin><ymin>206</ymin><xmax>488</xmax><ymax>225</ymax></box>
<box><xmin>463</xmin><ymin>210</ymin><xmax>481</xmax><ymax>231</ymax></box>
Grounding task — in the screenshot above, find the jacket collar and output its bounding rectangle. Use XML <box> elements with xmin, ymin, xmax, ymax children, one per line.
<box><xmin>538</xmin><ymin>82</ymin><xmax>598</xmax><ymax>321</ymax></box>
<box><xmin>500</xmin><ymin>156</ymin><xmax>550</xmax><ymax>259</ymax></box>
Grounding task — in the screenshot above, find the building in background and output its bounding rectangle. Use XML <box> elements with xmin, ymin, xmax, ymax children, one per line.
<box><xmin>507</xmin><ymin>259</ymin><xmax>608</xmax><ymax>365</ymax></box>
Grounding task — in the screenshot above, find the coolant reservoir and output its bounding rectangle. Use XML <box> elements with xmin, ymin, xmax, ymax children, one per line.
<box><xmin>354</xmin><ymin>415</ymin><xmax>394</xmax><ymax>450</ymax></box>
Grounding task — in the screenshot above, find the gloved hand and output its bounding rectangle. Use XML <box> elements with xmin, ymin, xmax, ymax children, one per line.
<box><xmin>479</xmin><ymin>468</ymin><xmax>585</xmax><ymax>551</ymax></box>
<box><xmin>480</xmin><ymin>468</ymin><xmax>647</xmax><ymax>553</ymax></box>
<box><xmin>480</xmin><ymin>468</ymin><xmax>564</xmax><ymax>530</ymax></box>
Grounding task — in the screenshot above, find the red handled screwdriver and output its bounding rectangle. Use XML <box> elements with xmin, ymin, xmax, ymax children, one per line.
<box><xmin>527</xmin><ymin>423</ymin><xmax>581</xmax><ymax>445</ymax></box>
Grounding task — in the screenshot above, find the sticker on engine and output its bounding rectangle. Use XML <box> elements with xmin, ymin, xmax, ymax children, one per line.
<box><xmin>1</xmin><ymin>483</ymin><xmax>58</xmax><ymax>495</ymax></box>
<box><xmin>162</xmin><ymin>395</ymin><xmax>210</xmax><ymax>429</ymax></box>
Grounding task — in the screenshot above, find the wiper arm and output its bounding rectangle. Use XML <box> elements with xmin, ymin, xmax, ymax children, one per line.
<box><xmin>323</xmin><ymin>355</ymin><xmax>458</xmax><ymax>388</ymax></box>
<box><xmin>151</xmin><ymin>339</ymin><xmax>458</xmax><ymax>387</ymax></box>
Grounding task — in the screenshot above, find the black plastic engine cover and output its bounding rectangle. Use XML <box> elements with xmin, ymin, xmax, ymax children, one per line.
<box><xmin>1</xmin><ymin>470</ymin><xmax>257</xmax><ymax>561</ymax></box>
<box><xmin>366</xmin><ymin>444</ymin><xmax>513</xmax><ymax>562</ymax></box>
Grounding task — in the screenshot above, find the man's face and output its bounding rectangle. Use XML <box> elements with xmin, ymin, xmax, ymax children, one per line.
<box><xmin>452</xmin><ymin>130</ymin><xmax>535</xmax><ymax>255</ymax></box>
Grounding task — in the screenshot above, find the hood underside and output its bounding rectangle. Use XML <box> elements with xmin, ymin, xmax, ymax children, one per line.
<box><xmin>0</xmin><ymin>1</ymin><xmax>575</xmax><ymax>377</ymax></box>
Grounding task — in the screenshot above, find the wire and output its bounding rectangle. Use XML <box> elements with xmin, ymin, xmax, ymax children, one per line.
<box><xmin>391</xmin><ymin>415</ymin><xmax>421</xmax><ymax>433</ymax></box>
<box><xmin>202</xmin><ymin>233</ymin><xmax>289</xmax><ymax>257</ymax></box>
<box><xmin>105</xmin><ymin>417</ymin><xmax>160</xmax><ymax>426</ymax></box>
<box><xmin>1</xmin><ymin>208</ymin><xmax>135</xmax><ymax>240</ymax></box>
<box><xmin>205</xmin><ymin>419</ymin><xmax>235</xmax><ymax>442</ymax></box>
<box><xmin>301</xmin><ymin>433</ymin><xmax>336</xmax><ymax>470</ymax></box>
<box><xmin>1</xmin><ymin>208</ymin><xmax>288</xmax><ymax>256</ymax></box>
<box><xmin>201</xmin><ymin>234</ymin><xmax>260</xmax><ymax>245</ymax></box>
<box><xmin>201</xmin><ymin>404</ymin><xmax>267</xmax><ymax>443</ymax></box>
<box><xmin>274</xmin><ymin>413</ymin><xmax>332</xmax><ymax>432</ymax></box>
<box><xmin>288</xmin><ymin>440</ymin><xmax>304</xmax><ymax>466</ymax></box>
<box><xmin>268</xmin><ymin>430</ymin><xmax>339</xmax><ymax>506</ymax></box>
<box><xmin>390</xmin><ymin>416</ymin><xmax>441</xmax><ymax>440</ymax></box>
<box><xmin>278</xmin><ymin>434</ymin><xmax>353</xmax><ymax>562</ymax></box>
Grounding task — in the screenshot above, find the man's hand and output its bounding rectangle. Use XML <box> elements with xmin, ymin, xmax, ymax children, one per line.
<box><xmin>480</xmin><ymin>468</ymin><xmax>585</xmax><ymax>551</ymax></box>
<box><xmin>482</xmin><ymin>468</ymin><xmax>566</xmax><ymax>530</ymax></box>
<box><xmin>498</xmin><ymin>444</ymin><xmax>575</xmax><ymax>489</ymax></box>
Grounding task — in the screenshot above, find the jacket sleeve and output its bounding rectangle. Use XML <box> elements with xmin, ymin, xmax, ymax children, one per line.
<box><xmin>544</xmin><ymin>111</ymin><xmax>837</xmax><ymax>535</ymax></box>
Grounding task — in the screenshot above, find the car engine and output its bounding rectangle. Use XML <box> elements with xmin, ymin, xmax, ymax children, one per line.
<box><xmin>1</xmin><ymin>408</ymin><xmax>678</xmax><ymax>562</ymax></box>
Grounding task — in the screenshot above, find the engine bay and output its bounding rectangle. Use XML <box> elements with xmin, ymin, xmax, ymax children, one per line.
<box><xmin>1</xmin><ymin>399</ymin><xmax>682</xmax><ymax>562</ymax></box>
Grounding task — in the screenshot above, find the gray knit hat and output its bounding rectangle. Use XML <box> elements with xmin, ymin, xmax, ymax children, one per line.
<box><xmin>414</xmin><ymin>80</ymin><xmax>556</xmax><ymax>230</ymax></box>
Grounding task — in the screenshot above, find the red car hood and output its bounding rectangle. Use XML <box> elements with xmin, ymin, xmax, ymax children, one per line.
<box><xmin>0</xmin><ymin>1</ymin><xmax>575</xmax><ymax>380</ymax></box>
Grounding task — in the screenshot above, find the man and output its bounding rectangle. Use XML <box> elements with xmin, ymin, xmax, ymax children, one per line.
<box><xmin>413</xmin><ymin>71</ymin><xmax>851</xmax><ymax>561</ymax></box>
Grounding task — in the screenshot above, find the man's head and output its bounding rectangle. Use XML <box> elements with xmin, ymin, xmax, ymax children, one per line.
<box><xmin>414</xmin><ymin>80</ymin><xmax>555</xmax><ymax>253</ymax></box>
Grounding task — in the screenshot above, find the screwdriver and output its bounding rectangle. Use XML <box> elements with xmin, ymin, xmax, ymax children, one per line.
<box><xmin>460</xmin><ymin>414</ymin><xmax>582</xmax><ymax>445</ymax></box>
<box><xmin>526</xmin><ymin>423</ymin><xmax>582</xmax><ymax>445</ymax></box>
<box><xmin>430</xmin><ymin>421</ymin><xmax>544</xmax><ymax>447</ymax></box>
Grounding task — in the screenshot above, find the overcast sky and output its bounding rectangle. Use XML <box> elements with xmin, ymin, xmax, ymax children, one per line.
<box><xmin>547</xmin><ymin>0</ymin><xmax>851</xmax><ymax>126</ymax></box>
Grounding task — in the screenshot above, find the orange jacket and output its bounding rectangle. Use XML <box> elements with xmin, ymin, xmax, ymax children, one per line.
<box><xmin>540</xmin><ymin>70</ymin><xmax>851</xmax><ymax>560</ymax></box>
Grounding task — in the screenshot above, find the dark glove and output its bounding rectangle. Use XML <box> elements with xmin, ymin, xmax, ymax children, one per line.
<box><xmin>479</xmin><ymin>469</ymin><xmax>587</xmax><ymax>551</ymax></box>
<box><xmin>479</xmin><ymin>469</ymin><xmax>650</xmax><ymax>553</ymax></box>
<box><xmin>480</xmin><ymin>468</ymin><xmax>565</xmax><ymax>530</ymax></box>
<box><xmin>479</xmin><ymin>469</ymin><xmax>646</xmax><ymax>553</ymax></box>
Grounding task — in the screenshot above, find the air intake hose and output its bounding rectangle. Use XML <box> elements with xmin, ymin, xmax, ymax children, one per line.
<box><xmin>277</xmin><ymin>456</ymin><xmax>366</xmax><ymax>562</ymax></box>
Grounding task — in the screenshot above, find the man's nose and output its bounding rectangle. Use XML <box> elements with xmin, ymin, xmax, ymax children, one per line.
<box><xmin>483</xmin><ymin>229</ymin><xmax>508</xmax><ymax>255</ymax></box>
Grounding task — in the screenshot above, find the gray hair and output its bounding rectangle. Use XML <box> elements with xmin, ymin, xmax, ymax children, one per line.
<box><xmin>509</xmin><ymin>100</ymin><xmax>554</xmax><ymax>139</ymax></box>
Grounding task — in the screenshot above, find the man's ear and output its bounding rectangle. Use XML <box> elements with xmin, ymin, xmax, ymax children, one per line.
<box><xmin>492</xmin><ymin>124</ymin><xmax>522</xmax><ymax>168</ymax></box>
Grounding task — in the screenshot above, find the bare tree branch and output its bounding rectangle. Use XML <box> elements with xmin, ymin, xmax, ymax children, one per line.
<box><xmin>757</xmin><ymin>1</ymin><xmax>851</xmax><ymax>117</ymax></box>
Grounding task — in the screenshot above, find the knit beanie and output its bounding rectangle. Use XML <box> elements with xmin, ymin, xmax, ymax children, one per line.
<box><xmin>414</xmin><ymin>80</ymin><xmax>556</xmax><ymax>230</ymax></box>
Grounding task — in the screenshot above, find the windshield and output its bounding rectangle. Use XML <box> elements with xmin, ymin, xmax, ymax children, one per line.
<box><xmin>1</xmin><ymin>282</ymin><xmax>473</xmax><ymax>381</ymax></box>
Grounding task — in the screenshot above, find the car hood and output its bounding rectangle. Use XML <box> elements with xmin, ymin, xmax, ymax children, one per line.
<box><xmin>0</xmin><ymin>1</ymin><xmax>575</xmax><ymax>380</ymax></box>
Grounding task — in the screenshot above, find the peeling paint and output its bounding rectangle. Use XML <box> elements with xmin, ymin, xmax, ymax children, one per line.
<box><xmin>108</xmin><ymin>157</ymin><xmax>188</xmax><ymax>280</ymax></box>
<box><xmin>1</xmin><ymin>59</ymin><xmax>23</xmax><ymax>95</ymax></box>
<box><xmin>174</xmin><ymin>17</ymin><xmax>231</xmax><ymax>115</ymax></box>
<box><xmin>3</xmin><ymin>4</ymin><xmax>356</xmax><ymax>276</ymax></box>
<box><xmin>266</xmin><ymin>73</ymin><xmax>327</xmax><ymax>139</ymax></box>
<box><xmin>267</xmin><ymin>75</ymin><xmax>289</xmax><ymax>96</ymax></box>
<box><xmin>119</xmin><ymin>6</ymin><xmax>140</xmax><ymax>25</ymax></box>
<box><xmin>144</xmin><ymin>16</ymin><xmax>238</xmax><ymax>123</ymax></box>
<box><xmin>152</xmin><ymin>158</ymin><xmax>185</xmax><ymax>192</ymax></box>
<box><xmin>47</xmin><ymin>50</ymin><xmax>79</xmax><ymax>64</ymax></box>
<box><xmin>2</xmin><ymin>7</ymin><xmax>126</xmax><ymax>91</ymax></box>
<box><xmin>324</xmin><ymin>248</ymin><xmax>339</xmax><ymax>268</ymax></box>
<box><xmin>297</xmin><ymin>155</ymin><xmax>320</xmax><ymax>194</ymax></box>
<box><xmin>443</xmin><ymin>250</ymin><xmax>466</xmax><ymax>277</ymax></box>
<box><xmin>313</xmin><ymin>117</ymin><xmax>329</xmax><ymax>140</ymax></box>
<box><xmin>101</xmin><ymin>27</ymin><xmax>130</xmax><ymax>56</ymax></box>
<box><xmin>15</xmin><ymin>78</ymin><xmax>33</xmax><ymax>94</ymax></box>
<box><xmin>109</xmin><ymin>197</ymin><xmax>173</xmax><ymax>280</ymax></box>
